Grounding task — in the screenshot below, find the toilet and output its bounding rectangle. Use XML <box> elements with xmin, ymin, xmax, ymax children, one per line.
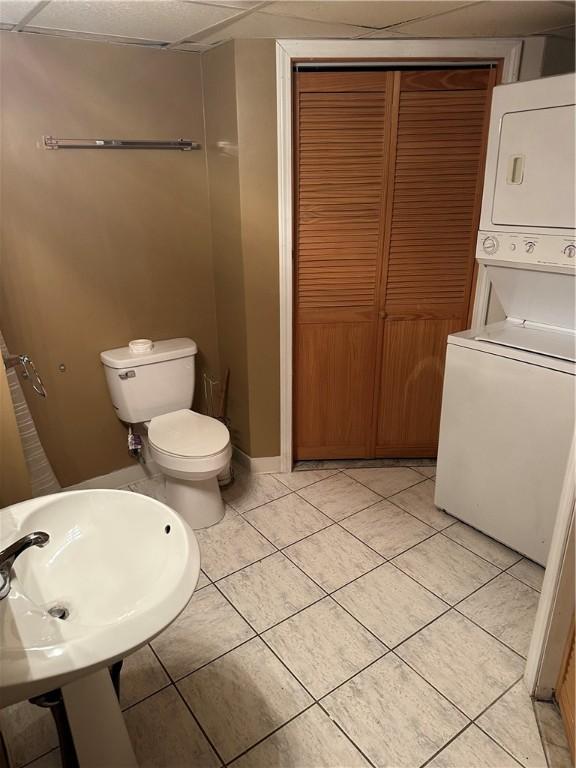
<box><xmin>100</xmin><ymin>338</ymin><xmax>231</xmax><ymax>529</ymax></box>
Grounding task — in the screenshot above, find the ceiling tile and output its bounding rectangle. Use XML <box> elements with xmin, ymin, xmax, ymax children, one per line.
<box><xmin>265</xmin><ymin>1</ymin><xmax>471</xmax><ymax>29</ymax></box>
<box><xmin>388</xmin><ymin>1</ymin><xmax>576</xmax><ymax>37</ymax></box>
<box><xmin>198</xmin><ymin>11</ymin><xmax>366</xmax><ymax>43</ymax></box>
<box><xmin>172</xmin><ymin>40</ymin><xmax>215</xmax><ymax>50</ymax></box>
<box><xmin>0</xmin><ymin>1</ymin><xmax>41</xmax><ymax>25</ymax></box>
<box><xmin>30</xmin><ymin>1</ymin><xmax>241</xmax><ymax>42</ymax></box>
<box><xmin>191</xmin><ymin>1</ymin><xmax>261</xmax><ymax>7</ymax></box>
<box><xmin>24</xmin><ymin>25</ymin><xmax>166</xmax><ymax>44</ymax></box>
<box><xmin>542</xmin><ymin>23</ymin><xmax>575</xmax><ymax>38</ymax></box>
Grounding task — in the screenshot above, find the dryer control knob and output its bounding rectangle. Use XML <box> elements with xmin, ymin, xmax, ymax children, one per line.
<box><xmin>525</xmin><ymin>241</ymin><xmax>536</xmax><ymax>254</ymax></box>
<box><xmin>563</xmin><ymin>244</ymin><xmax>576</xmax><ymax>259</ymax></box>
<box><xmin>482</xmin><ymin>236</ymin><xmax>499</xmax><ymax>255</ymax></box>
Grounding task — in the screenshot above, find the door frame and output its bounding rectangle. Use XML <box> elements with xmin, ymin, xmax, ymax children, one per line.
<box><xmin>525</xmin><ymin>438</ymin><xmax>575</xmax><ymax>699</ymax></box>
<box><xmin>277</xmin><ymin>38</ymin><xmax>523</xmax><ymax>472</ymax></box>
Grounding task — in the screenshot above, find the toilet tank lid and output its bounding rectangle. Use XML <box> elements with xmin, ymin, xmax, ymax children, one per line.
<box><xmin>100</xmin><ymin>338</ymin><xmax>197</xmax><ymax>369</ymax></box>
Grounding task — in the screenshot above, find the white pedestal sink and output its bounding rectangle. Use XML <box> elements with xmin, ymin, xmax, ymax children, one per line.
<box><xmin>0</xmin><ymin>489</ymin><xmax>200</xmax><ymax>765</ymax></box>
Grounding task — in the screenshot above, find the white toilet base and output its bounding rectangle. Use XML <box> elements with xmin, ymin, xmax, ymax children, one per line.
<box><xmin>165</xmin><ymin>475</ymin><xmax>225</xmax><ymax>529</ymax></box>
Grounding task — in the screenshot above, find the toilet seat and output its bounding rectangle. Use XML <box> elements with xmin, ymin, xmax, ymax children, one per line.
<box><xmin>148</xmin><ymin>409</ymin><xmax>229</xmax><ymax>459</ymax></box>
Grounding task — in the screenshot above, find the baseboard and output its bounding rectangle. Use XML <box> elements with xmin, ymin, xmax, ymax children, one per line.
<box><xmin>233</xmin><ymin>447</ymin><xmax>282</xmax><ymax>474</ymax></box>
<box><xmin>65</xmin><ymin>460</ymin><xmax>160</xmax><ymax>491</ymax></box>
<box><xmin>66</xmin><ymin>446</ymin><xmax>281</xmax><ymax>492</ymax></box>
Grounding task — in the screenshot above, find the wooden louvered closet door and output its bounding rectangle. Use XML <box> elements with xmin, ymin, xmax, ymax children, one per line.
<box><xmin>374</xmin><ymin>68</ymin><xmax>495</xmax><ymax>456</ymax></box>
<box><xmin>294</xmin><ymin>72</ymin><xmax>394</xmax><ymax>458</ymax></box>
<box><xmin>293</xmin><ymin>67</ymin><xmax>495</xmax><ymax>460</ymax></box>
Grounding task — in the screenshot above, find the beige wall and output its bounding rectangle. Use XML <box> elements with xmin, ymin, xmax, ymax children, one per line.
<box><xmin>203</xmin><ymin>43</ymin><xmax>251</xmax><ymax>453</ymax></box>
<box><xmin>236</xmin><ymin>40</ymin><xmax>280</xmax><ymax>458</ymax></box>
<box><xmin>0</xmin><ymin>33</ymin><xmax>219</xmax><ymax>486</ymax></box>
<box><xmin>203</xmin><ymin>40</ymin><xmax>280</xmax><ymax>458</ymax></box>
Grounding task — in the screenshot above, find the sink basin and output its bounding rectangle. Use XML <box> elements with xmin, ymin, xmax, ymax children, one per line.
<box><xmin>0</xmin><ymin>489</ymin><xmax>200</xmax><ymax>707</ymax></box>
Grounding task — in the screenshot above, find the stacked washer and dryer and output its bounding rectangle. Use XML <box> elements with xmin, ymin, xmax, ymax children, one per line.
<box><xmin>435</xmin><ymin>73</ymin><xmax>575</xmax><ymax>567</ymax></box>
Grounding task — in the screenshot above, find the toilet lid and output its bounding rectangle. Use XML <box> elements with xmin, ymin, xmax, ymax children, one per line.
<box><xmin>148</xmin><ymin>410</ymin><xmax>230</xmax><ymax>458</ymax></box>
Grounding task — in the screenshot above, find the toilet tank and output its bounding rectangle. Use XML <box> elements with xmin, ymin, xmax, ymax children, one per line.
<box><xmin>100</xmin><ymin>338</ymin><xmax>197</xmax><ymax>423</ymax></box>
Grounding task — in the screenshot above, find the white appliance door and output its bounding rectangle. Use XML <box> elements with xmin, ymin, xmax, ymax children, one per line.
<box><xmin>435</xmin><ymin>343</ymin><xmax>574</xmax><ymax>565</ymax></box>
<box><xmin>492</xmin><ymin>104</ymin><xmax>575</xmax><ymax>229</ymax></box>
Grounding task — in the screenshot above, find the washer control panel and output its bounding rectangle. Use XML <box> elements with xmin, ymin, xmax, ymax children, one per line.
<box><xmin>477</xmin><ymin>231</ymin><xmax>576</xmax><ymax>268</ymax></box>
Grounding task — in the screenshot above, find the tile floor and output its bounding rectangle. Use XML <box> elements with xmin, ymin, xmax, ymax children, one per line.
<box><xmin>1</xmin><ymin>461</ymin><xmax>555</xmax><ymax>768</ymax></box>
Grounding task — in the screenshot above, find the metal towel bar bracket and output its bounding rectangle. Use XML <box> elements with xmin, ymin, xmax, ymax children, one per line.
<box><xmin>3</xmin><ymin>353</ymin><xmax>47</xmax><ymax>397</ymax></box>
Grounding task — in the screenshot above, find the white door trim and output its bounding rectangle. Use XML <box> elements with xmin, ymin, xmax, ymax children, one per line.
<box><xmin>276</xmin><ymin>38</ymin><xmax>523</xmax><ymax>471</ymax></box>
<box><xmin>525</xmin><ymin>438</ymin><xmax>575</xmax><ymax>698</ymax></box>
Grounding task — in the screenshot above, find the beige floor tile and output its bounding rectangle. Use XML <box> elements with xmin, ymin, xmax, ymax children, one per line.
<box><xmin>534</xmin><ymin>701</ymin><xmax>573</xmax><ymax>768</ymax></box>
<box><xmin>244</xmin><ymin>493</ymin><xmax>332</xmax><ymax>548</ymax></box>
<box><xmin>508</xmin><ymin>558</ymin><xmax>545</xmax><ymax>592</ymax></box>
<box><xmin>178</xmin><ymin>638</ymin><xmax>312</xmax><ymax>763</ymax></box>
<box><xmin>231</xmin><ymin>705</ymin><xmax>371</xmax><ymax>768</ymax></box>
<box><xmin>218</xmin><ymin>552</ymin><xmax>324</xmax><ymax>632</ymax></box>
<box><xmin>390</xmin><ymin>480</ymin><xmax>454</xmax><ymax>530</ymax></box>
<box><xmin>284</xmin><ymin>524</ymin><xmax>383</xmax><ymax>592</ymax></box>
<box><xmin>410</xmin><ymin>464</ymin><xmax>437</xmax><ymax>479</ymax></box>
<box><xmin>323</xmin><ymin>654</ymin><xmax>468</xmax><ymax>768</ymax></box>
<box><xmin>124</xmin><ymin>685</ymin><xmax>220</xmax><ymax>768</ymax></box>
<box><xmin>443</xmin><ymin>521</ymin><xmax>522</xmax><ymax>569</ymax></box>
<box><xmin>129</xmin><ymin>476</ymin><xmax>166</xmax><ymax>503</ymax></box>
<box><xmin>0</xmin><ymin>701</ymin><xmax>58</xmax><ymax>768</ymax></box>
<box><xmin>345</xmin><ymin>466</ymin><xmax>424</xmax><ymax>497</ymax></box>
<box><xmin>196</xmin><ymin>514</ymin><xmax>275</xmax><ymax>581</ymax></box>
<box><xmin>263</xmin><ymin>598</ymin><xmax>386</xmax><ymax>698</ymax></box>
<box><xmin>222</xmin><ymin>470</ymin><xmax>290</xmax><ymax>513</ymax></box>
<box><xmin>151</xmin><ymin>584</ymin><xmax>254</xmax><ymax>679</ymax></box>
<box><xmin>334</xmin><ymin>563</ymin><xmax>448</xmax><ymax>647</ymax></box>
<box><xmin>393</xmin><ymin>535</ymin><xmax>499</xmax><ymax>604</ymax></box>
<box><xmin>196</xmin><ymin>570</ymin><xmax>211</xmax><ymax>589</ymax></box>
<box><xmin>340</xmin><ymin>500</ymin><xmax>435</xmax><ymax>558</ymax></box>
<box><xmin>397</xmin><ymin>611</ymin><xmax>524</xmax><ymax>718</ymax></box>
<box><xmin>120</xmin><ymin>645</ymin><xmax>170</xmax><ymax>709</ymax></box>
<box><xmin>296</xmin><ymin>473</ymin><xmax>382</xmax><ymax>521</ymax></box>
<box><xmin>459</xmin><ymin>573</ymin><xmax>539</xmax><ymax>657</ymax></box>
<box><xmin>273</xmin><ymin>469</ymin><xmax>340</xmax><ymax>491</ymax></box>
<box><xmin>477</xmin><ymin>681</ymin><xmax>547</xmax><ymax>768</ymax></box>
<box><xmin>428</xmin><ymin>724</ymin><xmax>518</xmax><ymax>767</ymax></box>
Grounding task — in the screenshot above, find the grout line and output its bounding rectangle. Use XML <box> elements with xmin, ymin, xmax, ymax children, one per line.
<box><xmin>418</xmin><ymin>721</ymin><xmax>478</xmax><ymax>768</ymax></box>
<box><xmin>531</xmin><ymin>699</ymin><xmax>553</xmax><ymax>768</ymax></box>
<box><xmin>387</xmin><ymin>647</ymin><xmax>476</xmax><ymax>723</ymax></box>
<box><xmin>272</xmin><ymin>468</ymin><xmax>341</xmax><ymax>492</ymax></box>
<box><xmin>119</xmin><ymin>678</ymin><xmax>173</xmax><ymax>714</ymax></box>
<box><xmin>147</xmin><ymin>645</ymin><xmax>227</xmax><ymax>766</ymax></box>
<box><xmin>385</xmin><ymin>558</ymin><xmax>530</xmax><ymax>663</ymax></box>
<box><xmin>207</xmin><ymin>548</ymin><xmax>280</xmax><ymax>585</ymax></box>
<box><xmin>222</xmin><ymin>702</ymin><xmax>318</xmax><ymax>766</ymax></box>
<box><xmin>171</xmin><ymin>633</ymin><xmax>257</xmax><ymax>684</ymax></box>
<box><xmin>439</xmin><ymin>528</ymin><xmax>523</xmax><ymax>571</ymax></box>
<box><xmin>452</xmin><ymin>604</ymin><xmax>529</xmax><ymax>661</ymax></box>
<box><xmin>315</xmin><ymin>700</ymin><xmax>380</xmax><ymax>768</ymax></box>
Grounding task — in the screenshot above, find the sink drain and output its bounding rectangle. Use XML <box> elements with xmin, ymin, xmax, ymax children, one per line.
<box><xmin>48</xmin><ymin>606</ymin><xmax>69</xmax><ymax>620</ymax></box>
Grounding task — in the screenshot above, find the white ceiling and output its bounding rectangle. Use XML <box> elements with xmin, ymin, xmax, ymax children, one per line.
<box><xmin>0</xmin><ymin>0</ymin><xmax>574</xmax><ymax>52</ymax></box>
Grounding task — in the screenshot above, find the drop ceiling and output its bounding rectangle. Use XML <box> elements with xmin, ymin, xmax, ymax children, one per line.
<box><xmin>0</xmin><ymin>0</ymin><xmax>574</xmax><ymax>53</ymax></box>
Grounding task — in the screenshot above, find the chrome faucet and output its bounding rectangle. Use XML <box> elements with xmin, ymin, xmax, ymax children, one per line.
<box><xmin>0</xmin><ymin>532</ymin><xmax>49</xmax><ymax>600</ymax></box>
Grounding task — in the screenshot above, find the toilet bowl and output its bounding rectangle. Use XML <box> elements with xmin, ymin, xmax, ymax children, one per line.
<box><xmin>147</xmin><ymin>409</ymin><xmax>231</xmax><ymax>529</ymax></box>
